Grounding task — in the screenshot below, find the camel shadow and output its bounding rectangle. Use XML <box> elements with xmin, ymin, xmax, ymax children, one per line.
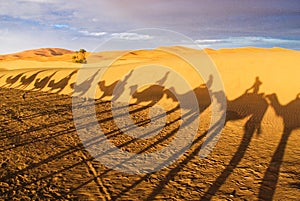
<box><xmin>131</xmin><ymin>85</ymin><xmax>168</xmax><ymax>107</ymax></box>
<box><xmin>34</xmin><ymin>72</ymin><xmax>57</xmax><ymax>91</ymax></box>
<box><xmin>165</xmin><ymin>84</ymin><xmax>211</xmax><ymax>114</ymax></box>
<box><xmin>258</xmin><ymin>93</ymin><xmax>300</xmax><ymax>200</ymax></box>
<box><xmin>98</xmin><ymin>80</ymin><xmax>118</xmax><ymax>100</ymax></box>
<box><xmin>16</xmin><ymin>71</ymin><xmax>45</xmax><ymax>89</ymax></box>
<box><xmin>201</xmin><ymin>78</ymin><xmax>269</xmax><ymax>200</ymax></box>
<box><xmin>129</xmin><ymin>72</ymin><xmax>171</xmax><ymax>107</ymax></box>
<box><xmin>2</xmin><ymin>73</ymin><xmax>26</xmax><ymax>88</ymax></box>
<box><xmin>127</xmin><ymin>71</ymin><xmax>211</xmax><ymax>118</ymax></box>
<box><xmin>72</xmin><ymin>69</ymin><xmax>101</xmax><ymax>98</ymax></box>
<box><xmin>97</xmin><ymin>70</ymin><xmax>134</xmax><ymax>101</ymax></box>
<box><xmin>48</xmin><ymin>70</ymin><xmax>78</xmax><ymax>94</ymax></box>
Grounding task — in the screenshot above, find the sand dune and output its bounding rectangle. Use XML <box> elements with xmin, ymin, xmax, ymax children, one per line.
<box><xmin>0</xmin><ymin>48</ymin><xmax>74</xmax><ymax>60</ymax></box>
<box><xmin>0</xmin><ymin>46</ymin><xmax>299</xmax><ymax>200</ymax></box>
<box><xmin>0</xmin><ymin>46</ymin><xmax>299</xmax><ymax>102</ymax></box>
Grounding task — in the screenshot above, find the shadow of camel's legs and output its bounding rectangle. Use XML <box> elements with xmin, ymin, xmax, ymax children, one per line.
<box><xmin>200</xmin><ymin>117</ymin><xmax>257</xmax><ymax>200</ymax></box>
<box><xmin>258</xmin><ymin>127</ymin><xmax>292</xmax><ymax>200</ymax></box>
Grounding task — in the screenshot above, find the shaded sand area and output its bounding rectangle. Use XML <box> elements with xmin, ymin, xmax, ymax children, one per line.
<box><xmin>0</xmin><ymin>47</ymin><xmax>300</xmax><ymax>200</ymax></box>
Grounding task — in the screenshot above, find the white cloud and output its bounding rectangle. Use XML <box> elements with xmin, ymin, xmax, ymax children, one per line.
<box><xmin>194</xmin><ymin>39</ymin><xmax>223</xmax><ymax>44</ymax></box>
<box><xmin>79</xmin><ymin>30</ymin><xmax>107</xmax><ymax>37</ymax></box>
<box><xmin>111</xmin><ymin>33</ymin><xmax>153</xmax><ymax>40</ymax></box>
<box><xmin>194</xmin><ymin>37</ymin><xmax>300</xmax><ymax>49</ymax></box>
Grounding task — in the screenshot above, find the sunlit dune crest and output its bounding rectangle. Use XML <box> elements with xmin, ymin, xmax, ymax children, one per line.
<box><xmin>0</xmin><ymin>48</ymin><xmax>74</xmax><ymax>61</ymax></box>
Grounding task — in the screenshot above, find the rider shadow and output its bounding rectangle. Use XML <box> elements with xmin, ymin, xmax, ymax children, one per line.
<box><xmin>2</xmin><ymin>73</ymin><xmax>25</xmax><ymax>88</ymax></box>
<box><xmin>72</xmin><ymin>69</ymin><xmax>101</xmax><ymax>98</ymax></box>
<box><xmin>201</xmin><ymin>77</ymin><xmax>269</xmax><ymax>200</ymax></box>
<box><xmin>97</xmin><ymin>70</ymin><xmax>134</xmax><ymax>101</ymax></box>
<box><xmin>258</xmin><ymin>93</ymin><xmax>300</xmax><ymax>200</ymax></box>
<box><xmin>34</xmin><ymin>72</ymin><xmax>57</xmax><ymax>91</ymax></box>
<box><xmin>97</xmin><ymin>80</ymin><xmax>118</xmax><ymax>100</ymax></box>
<box><xmin>15</xmin><ymin>71</ymin><xmax>45</xmax><ymax>89</ymax></box>
<box><xmin>245</xmin><ymin>76</ymin><xmax>262</xmax><ymax>94</ymax></box>
<box><xmin>166</xmin><ymin>83</ymin><xmax>212</xmax><ymax>115</ymax></box>
<box><xmin>48</xmin><ymin>70</ymin><xmax>78</xmax><ymax>94</ymax></box>
<box><xmin>125</xmin><ymin>72</ymin><xmax>170</xmax><ymax>107</ymax></box>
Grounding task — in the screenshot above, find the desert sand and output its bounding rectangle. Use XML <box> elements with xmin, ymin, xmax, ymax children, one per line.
<box><xmin>0</xmin><ymin>47</ymin><xmax>299</xmax><ymax>200</ymax></box>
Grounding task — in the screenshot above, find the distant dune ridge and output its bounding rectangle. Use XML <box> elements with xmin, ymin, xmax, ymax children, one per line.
<box><xmin>0</xmin><ymin>48</ymin><xmax>74</xmax><ymax>59</ymax></box>
<box><xmin>0</xmin><ymin>48</ymin><xmax>74</xmax><ymax>62</ymax></box>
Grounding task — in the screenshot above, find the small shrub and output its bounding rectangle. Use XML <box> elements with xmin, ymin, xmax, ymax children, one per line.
<box><xmin>72</xmin><ymin>49</ymin><xmax>87</xmax><ymax>63</ymax></box>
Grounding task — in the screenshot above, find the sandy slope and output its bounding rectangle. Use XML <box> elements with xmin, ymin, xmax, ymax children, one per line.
<box><xmin>206</xmin><ymin>47</ymin><xmax>300</xmax><ymax>103</ymax></box>
<box><xmin>0</xmin><ymin>46</ymin><xmax>299</xmax><ymax>101</ymax></box>
<box><xmin>0</xmin><ymin>47</ymin><xmax>299</xmax><ymax>200</ymax></box>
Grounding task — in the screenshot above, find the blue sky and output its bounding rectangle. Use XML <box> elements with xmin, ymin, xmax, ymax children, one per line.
<box><xmin>0</xmin><ymin>0</ymin><xmax>300</xmax><ymax>53</ymax></box>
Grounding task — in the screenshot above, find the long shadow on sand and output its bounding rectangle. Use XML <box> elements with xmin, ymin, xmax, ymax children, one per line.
<box><xmin>258</xmin><ymin>93</ymin><xmax>300</xmax><ymax>200</ymax></box>
<box><xmin>1</xmin><ymin>85</ymin><xmax>195</xmax><ymax>200</ymax></box>
<box><xmin>200</xmin><ymin>77</ymin><xmax>268</xmax><ymax>200</ymax></box>
<box><xmin>0</xmin><ymin>70</ymin><xmax>213</xmax><ymax>200</ymax></box>
<box><xmin>108</xmin><ymin>76</ymin><xmax>213</xmax><ymax>200</ymax></box>
<box><xmin>16</xmin><ymin>70</ymin><xmax>46</xmax><ymax>89</ymax></box>
<box><xmin>0</xmin><ymin>88</ymin><xmax>121</xmax><ymax>200</ymax></box>
<box><xmin>2</xmin><ymin>73</ymin><xmax>26</xmax><ymax>88</ymax></box>
<box><xmin>111</xmin><ymin>77</ymin><xmax>269</xmax><ymax>200</ymax></box>
<box><xmin>34</xmin><ymin>72</ymin><xmax>57</xmax><ymax>91</ymax></box>
<box><xmin>1</xmin><ymin>73</ymin><xmax>299</xmax><ymax>200</ymax></box>
<box><xmin>48</xmin><ymin>70</ymin><xmax>77</xmax><ymax>94</ymax></box>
